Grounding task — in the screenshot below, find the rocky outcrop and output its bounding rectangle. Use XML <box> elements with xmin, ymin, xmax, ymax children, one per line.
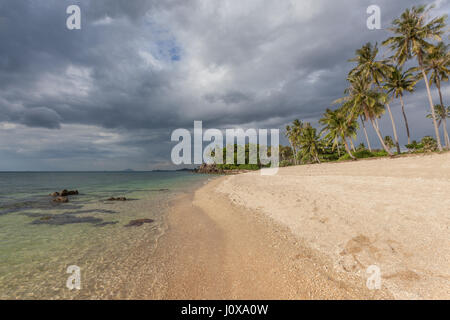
<box><xmin>124</xmin><ymin>218</ymin><xmax>154</xmax><ymax>227</ymax></box>
<box><xmin>107</xmin><ymin>197</ymin><xmax>127</xmax><ymax>201</ymax></box>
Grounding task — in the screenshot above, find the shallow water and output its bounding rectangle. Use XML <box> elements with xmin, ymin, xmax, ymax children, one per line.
<box><xmin>0</xmin><ymin>171</ymin><xmax>209</xmax><ymax>299</ymax></box>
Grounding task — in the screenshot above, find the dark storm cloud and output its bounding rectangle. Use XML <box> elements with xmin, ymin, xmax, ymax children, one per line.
<box><xmin>0</xmin><ymin>0</ymin><xmax>448</xmax><ymax>170</ymax></box>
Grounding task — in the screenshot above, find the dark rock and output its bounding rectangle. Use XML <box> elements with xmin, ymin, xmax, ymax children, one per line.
<box><xmin>124</xmin><ymin>218</ymin><xmax>154</xmax><ymax>227</ymax></box>
<box><xmin>107</xmin><ymin>197</ymin><xmax>127</xmax><ymax>201</ymax></box>
<box><xmin>53</xmin><ymin>196</ymin><xmax>69</xmax><ymax>203</ymax></box>
<box><xmin>50</xmin><ymin>190</ymin><xmax>78</xmax><ymax>197</ymax></box>
<box><xmin>195</xmin><ymin>163</ymin><xmax>224</xmax><ymax>174</ymax></box>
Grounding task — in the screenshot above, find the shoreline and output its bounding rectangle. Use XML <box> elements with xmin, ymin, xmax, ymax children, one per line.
<box><xmin>147</xmin><ymin>177</ymin><xmax>390</xmax><ymax>299</ymax></box>
<box><xmin>147</xmin><ymin>152</ymin><xmax>450</xmax><ymax>299</ymax></box>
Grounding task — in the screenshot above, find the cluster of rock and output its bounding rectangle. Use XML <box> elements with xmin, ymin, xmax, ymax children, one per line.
<box><xmin>194</xmin><ymin>163</ymin><xmax>224</xmax><ymax>174</ymax></box>
<box><xmin>49</xmin><ymin>189</ymin><xmax>79</xmax><ymax>203</ymax></box>
<box><xmin>107</xmin><ymin>197</ymin><xmax>127</xmax><ymax>201</ymax></box>
<box><xmin>50</xmin><ymin>189</ymin><xmax>79</xmax><ymax>197</ymax></box>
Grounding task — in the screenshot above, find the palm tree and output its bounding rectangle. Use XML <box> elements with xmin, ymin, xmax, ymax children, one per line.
<box><xmin>319</xmin><ymin>108</ymin><xmax>357</xmax><ymax>160</ymax></box>
<box><xmin>285</xmin><ymin>119</ymin><xmax>305</xmax><ymax>164</ymax></box>
<box><xmin>298</xmin><ymin>124</ymin><xmax>321</xmax><ymax>164</ymax></box>
<box><xmin>340</xmin><ymin>99</ymin><xmax>372</xmax><ymax>151</ymax></box>
<box><xmin>427</xmin><ymin>105</ymin><xmax>450</xmax><ymax>147</ymax></box>
<box><xmin>424</xmin><ymin>42</ymin><xmax>449</xmax><ymax>148</ymax></box>
<box><xmin>337</xmin><ymin>74</ymin><xmax>394</xmax><ymax>155</ymax></box>
<box><xmin>285</xmin><ymin>125</ymin><xmax>297</xmax><ymax>164</ymax></box>
<box><xmin>383</xmin><ymin>66</ymin><xmax>418</xmax><ymax>145</ymax></box>
<box><xmin>349</xmin><ymin>43</ymin><xmax>401</xmax><ymax>153</ymax></box>
<box><xmin>384</xmin><ymin>135</ymin><xmax>395</xmax><ymax>151</ymax></box>
<box><xmin>382</xmin><ymin>5</ymin><xmax>447</xmax><ymax>151</ymax></box>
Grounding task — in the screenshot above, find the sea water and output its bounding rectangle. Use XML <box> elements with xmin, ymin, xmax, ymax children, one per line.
<box><xmin>0</xmin><ymin>171</ymin><xmax>209</xmax><ymax>299</ymax></box>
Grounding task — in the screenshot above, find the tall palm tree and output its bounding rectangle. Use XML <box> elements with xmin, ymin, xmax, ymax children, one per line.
<box><xmin>340</xmin><ymin>99</ymin><xmax>372</xmax><ymax>151</ymax></box>
<box><xmin>424</xmin><ymin>42</ymin><xmax>449</xmax><ymax>148</ymax></box>
<box><xmin>384</xmin><ymin>66</ymin><xmax>418</xmax><ymax>145</ymax></box>
<box><xmin>285</xmin><ymin>125</ymin><xmax>297</xmax><ymax>164</ymax></box>
<box><xmin>349</xmin><ymin>43</ymin><xmax>401</xmax><ymax>153</ymax></box>
<box><xmin>427</xmin><ymin>105</ymin><xmax>450</xmax><ymax>147</ymax></box>
<box><xmin>382</xmin><ymin>5</ymin><xmax>447</xmax><ymax>151</ymax></box>
<box><xmin>299</xmin><ymin>124</ymin><xmax>321</xmax><ymax>164</ymax></box>
<box><xmin>319</xmin><ymin>108</ymin><xmax>357</xmax><ymax>160</ymax></box>
<box><xmin>337</xmin><ymin>75</ymin><xmax>394</xmax><ymax>155</ymax></box>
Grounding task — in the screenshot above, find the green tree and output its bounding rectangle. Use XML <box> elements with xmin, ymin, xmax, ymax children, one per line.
<box><xmin>319</xmin><ymin>108</ymin><xmax>357</xmax><ymax>160</ymax></box>
<box><xmin>383</xmin><ymin>66</ymin><xmax>417</xmax><ymax>144</ymax></box>
<box><xmin>384</xmin><ymin>135</ymin><xmax>395</xmax><ymax>150</ymax></box>
<box><xmin>349</xmin><ymin>42</ymin><xmax>401</xmax><ymax>153</ymax></box>
<box><xmin>383</xmin><ymin>5</ymin><xmax>447</xmax><ymax>151</ymax></box>
<box><xmin>298</xmin><ymin>124</ymin><xmax>321</xmax><ymax>164</ymax></box>
<box><xmin>427</xmin><ymin>105</ymin><xmax>450</xmax><ymax>148</ymax></box>
<box><xmin>424</xmin><ymin>42</ymin><xmax>450</xmax><ymax>148</ymax></box>
<box><xmin>337</xmin><ymin>74</ymin><xmax>394</xmax><ymax>155</ymax></box>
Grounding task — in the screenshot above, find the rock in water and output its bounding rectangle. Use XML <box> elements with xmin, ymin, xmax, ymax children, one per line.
<box><xmin>107</xmin><ymin>197</ymin><xmax>127</xmax><ymax>201</ymax></box>
<box><xmin>124</xmin><ymin>218</ymin><xmax>154</xmax><ymax>227</ymax></box>
<box><xmin>53</xmin><ymin>196</ymin><xmax>69</xmax><ymax>203</ymax></box>
<box><xmin>50</xmin><ymin>190</ymin><xmax>78</xmax><ymax>197</ymax></box>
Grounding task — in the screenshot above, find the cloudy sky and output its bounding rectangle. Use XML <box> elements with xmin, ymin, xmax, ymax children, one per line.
<box><xmin>0</xmin><ymin>0</ymin><xmax>448</xmax><ymax>170</ymax></box>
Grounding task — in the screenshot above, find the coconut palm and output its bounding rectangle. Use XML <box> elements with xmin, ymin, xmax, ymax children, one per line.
<box><xmin>285</xmin><ymin>125</ymin><xmax>297</xmax><ymax>164</ymax></box>
<box><xmin>383</xmin><ymin>66</ymin><xmax>418</xmax><ymax>145</ymax></box>
<box><xmin>427</xmin><ymin>105</ymin><xmax>450</xmax><ymax>147</ymax></box>
<box><xmin>339</xmin><ymin>99</ymin><xmax>372</xmax><ymax>152</ymax></box>
<box><xmin>382</xmin><ymin>5</ymin><xmax>447</xmax><ymax>151</ymax></box>
<box><xmin>349</xmin><ymin>42</ymin><xmax>401</xmax><ymax>153</ymax></box>
<box><xmin>424</xmin><ymin>42</ymin><xmax>449</xmax><ymax>148</ymax></box>
<box><xmin>319</xmin><ymin>108</ymin><xmax>357</xmax><ymax>160</ymax></box>
<box><xmin>384</xmin><ymin>135</ymin><xmax>395</xmax><ymax>150</ymax></box>
<box><xmin>298</xmin><ymin>124</ymin><xmax>321</xmax><ymax>164</ymax></box>
<box><xmin>337</xmin><ymin>74</ymin><xmax>394</xmax><ymax>155</ymax></box>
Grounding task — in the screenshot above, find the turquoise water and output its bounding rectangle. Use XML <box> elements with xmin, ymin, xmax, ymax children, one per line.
<box><xmin>0</xmin><ymin>171</ymin><xmax>209</xmax><ymax>299</ymax></box>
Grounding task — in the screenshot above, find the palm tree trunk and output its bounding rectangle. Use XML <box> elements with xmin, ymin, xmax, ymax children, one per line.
<box><xmin>385</xmin><ymin>102</ymin><xmax>401</xmax><ymax>154</ymax></box>
<box><xmin>418</xmin><ymin>61</ymin><xmax>443</xmax><ymax>151</ymax></box>
<box><xmin>399</xmin><ymin>95</ymin><xmax>411</xmax><ymax>145</ymax></box>
<box><xmin>443</xmin><ymin>117</ymin><xmax>450</xmax><ymax>149</ymax></box>
<box><xmin>360</xmin><ymin>115</ymin><xmax>372</xmax><ymax>151</ymax></box>
<box><xmin>436</xmin><ymin>82</ymin><xmax>450</xmax><ymax>149</ymax></box>
<box><xmin>343</xmin><ymin>137</ymin><xmax>356</xmax><ymax>160</ymax></box>
<box><xmin>336</xmin><ymin>138</ymin><xmax>341</xmax><ymax>157</ymax></box>
<box><xmin>369</xmin><ymin>117</ymin><xmax>393</xmax><ymax>155</ymax></box>
<box><xmin>349</xmin><ymin>138</ymin><xmax>356</xmax><ymax>152</ymax></box>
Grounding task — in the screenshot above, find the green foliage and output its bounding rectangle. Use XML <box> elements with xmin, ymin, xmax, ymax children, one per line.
<box><xmin>421</xmin><ymin>136</ymin><xmax>438</xmax><ymax>152</ymax></box>
<box><xmin>338</xmin><ymin>149</ymin><xmax>388</xmax><ymax>161</ymax></box>
<box><xmin>211</xmin><ymin>143</ymin><xmax>274</xmax><ymax>171</ymax></box>
<box><xmin>405</xmin><ymin>136</ymin><xmax>438</xmax><ymax>152</ymax></box>
<box><xmin>384</xmin><ymin>135</ymin><xmax>395</xmax><ymax>149</ymax></box>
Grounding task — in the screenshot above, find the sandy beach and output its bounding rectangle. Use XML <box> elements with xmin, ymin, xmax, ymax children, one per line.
<box><xmin>150</xmin><ymin>152</ymin><xmax>450</xmax><ymax>299</ymax></box>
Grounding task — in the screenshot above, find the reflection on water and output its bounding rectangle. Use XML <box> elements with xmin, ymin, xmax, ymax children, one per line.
<box><xmin>0</xmin><ymin>172</ymin><xmax>208</xmax><ymax>299</ymax></box>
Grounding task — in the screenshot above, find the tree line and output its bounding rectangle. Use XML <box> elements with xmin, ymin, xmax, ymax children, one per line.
<box><xmin>285</xmin><ymin>5</ymin><xmax>449</xmax><ymax>164</ymax></box>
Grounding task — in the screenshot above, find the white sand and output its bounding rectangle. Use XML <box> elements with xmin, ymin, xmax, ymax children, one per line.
<box><xmin>215</xmin><ymin>153</ymin><xmax>450</xmax><ymax>299</ymax></box>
